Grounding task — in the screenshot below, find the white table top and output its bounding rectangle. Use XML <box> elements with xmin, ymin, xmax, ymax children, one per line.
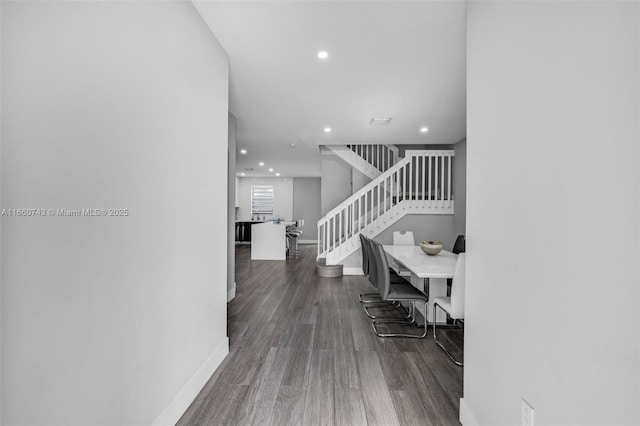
<box><xmin>252</xmin><ymin>221</ymin><xmax>296</xmax><ymax>226</ymax></box>
<box><xmin>383</xmin><ymin>245</ymin><xmax>457</xmax><ymax>279</ymax></box>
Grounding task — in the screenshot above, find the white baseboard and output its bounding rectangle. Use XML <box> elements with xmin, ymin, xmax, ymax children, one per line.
<box><xmin>459</xmin><ymin>398</ymin><xmax>479</xmax><ymax>426</ymax></box>
<box><xmin>342</xmin><ymin>267</ymin><xmax>364</xmax><ymax>276</ymax></box>
<box><xmin>152</xmin><ymin>337</ymin><xmax>229</xmax><ymax>426</ymax></box>
<box><xmin>227</xmin><ymin>282</ymin><xmax>236</xmax><ymax>302</ymax></box>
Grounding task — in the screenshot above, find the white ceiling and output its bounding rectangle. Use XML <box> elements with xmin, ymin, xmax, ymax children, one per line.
<box><xmin>195</xmin><ymin>1</ymin><xmax>467</xmax><ymax>177</ymax></box>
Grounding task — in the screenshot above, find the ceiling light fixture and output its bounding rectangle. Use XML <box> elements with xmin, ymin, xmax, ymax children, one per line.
<box><xmin>276</xmin><ymin>173</ymin><xmax>280</xmax><ymax>177</ymax></box>
<box><xmin>258</xmin><ymin>162</ymin><xmax>265</xmax><ymax>166</ymax></box>
<box><xmin>240</xmin><ymin>172</ymin><xmax>245</xmax><ymax>176</ymax></box>
<box><xmin>317</xmin><ymin>51</ymin><xmax>329</xmax><ymax>59</ymax></box>
<box><xmin>420</xmin><ymin>127</ymin><xmax>429</xmax><ymax>133</ymax></box>
<box><xmin>289</xmin><ymin>143</ymin><xmax>296</xmax><ymax>147</ymax></box>
<box><xmin>370</xmin><ymin>117</ymin><xmax>392</xmax><ymax>125</ymax></box>
<box><xmin>268</xmin><ymin>168</ymin><xmax>274</xmax><ymax>172</ymax></box>
<box><xmin>324</xmin><ymin>127</ymin><xmax>332</xmax><ymax>133</ymax></box>
<box><xmin>239</xmin><ymin>149</ymin><xmax>247</xmax><ymax>155</ymax></box>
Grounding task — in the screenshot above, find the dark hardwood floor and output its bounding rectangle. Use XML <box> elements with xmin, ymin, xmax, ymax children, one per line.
<box><xmin>178</xmin><ymin>244</ymin><xmax>463</xmax><ymax>426</ymax></box>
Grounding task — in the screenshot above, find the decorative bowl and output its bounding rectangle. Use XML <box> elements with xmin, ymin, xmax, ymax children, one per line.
<box><xmin>420</xmin><ymin>240</ymin><xmax>443</xmax><ymax>256</ymax></box>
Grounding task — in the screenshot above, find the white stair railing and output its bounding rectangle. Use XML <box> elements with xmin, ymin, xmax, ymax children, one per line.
<box><xmin>346</xmin><ymin>144</ymin><xmax>399</xmax><ymax>173</ymax></box>
<box><xmin>318</xmin><ymin>150</ymin><xmax>454</xmax><ymax>263</ymax></box>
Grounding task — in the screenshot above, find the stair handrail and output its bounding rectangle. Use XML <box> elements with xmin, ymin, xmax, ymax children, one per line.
<box><xmin>321</xmin><ymin>156</ymin><xmax>408</xmax><ymax>221</ymax></box>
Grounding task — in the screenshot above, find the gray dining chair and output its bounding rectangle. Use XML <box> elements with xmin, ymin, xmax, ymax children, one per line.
<box><xmin>358</xmin><ymin>233</ymin><xmax>381</xmax><ymax>303</ymax></box>
<box><xmin>361</xmin><ymin>236</ymin><xmax>412</xmax><ymax>320</ymax></box>
<box><xmin>369</xmin><ymin>240</ymin><xmax>429</xmax><ymax>338</ymax></box>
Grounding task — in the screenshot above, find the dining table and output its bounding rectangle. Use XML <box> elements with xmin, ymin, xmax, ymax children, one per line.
<box><xmin>383</xmin><ymin>245</ymin><xmax>458</xmax><ymax>324</ymax></box>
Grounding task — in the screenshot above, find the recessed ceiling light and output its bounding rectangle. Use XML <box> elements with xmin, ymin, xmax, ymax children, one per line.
<box><xmin>239</xmin><ymin>149</ymin><xmax>247</xmax><ymax>155</ymax></box>
<box><xmin>268</xmin><ymin>168</ymin><xmax>274</xmax><ymax>172</ymax></box>
<box><xmin>324</xmin><ymin>127</ymin><xmax>332</xmax><ymax>133</ymax></box>
<box><xmin>317</xmin><ymin>51</ymin><xmax>329</xmax><ymax>59</ymax></box>
<box><xmin>420</xmin><ymin>127</ymin><xmax>429</xmax><ymax>133</ymax></box>
<box><xmin>276</xmin><ymin>173</ymin><xmax>280</xmax><ymax>177</ymax></box>
<box><xmin>289</xmin><ymin>143</ymin><xmax>296</xmax><ymax>147</ymax></box>
<box><xmin>258</xmin><ymin>162</ymin><xmax>264</xmax><ymax>166</ymax></box>
<box><xmin>240</xmin><ymin>172</ymin><xmax>245</xmax><ymax>176</ymax></box>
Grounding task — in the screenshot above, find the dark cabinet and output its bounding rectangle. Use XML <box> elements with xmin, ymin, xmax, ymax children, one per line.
<box><xmin>235</xmin><ymin>222</ymin><xmax>262</xmax><ymax>242</ymax></box>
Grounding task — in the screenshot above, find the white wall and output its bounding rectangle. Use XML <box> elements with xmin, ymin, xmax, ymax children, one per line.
<box><xmin>466</xmin><ymin>2</ymin><xmax>639</xmax><ymax>425</ymax></box>
<box><xmin>321</xmin><ymin>149</ymin><xmax>352</xmax><ymax>215</ymax></box>
<box><xmin>453</xmin><ymin>138</ymin><xmax>466</xmax><ymax>238</ymax></box>
<box><xmin>237</xmin><ymin>177</ymin><xmax>293</xmax><ymax>221</ymax></box>
<box><xmin>227</xmin><ymin>114</ymin><xmax>237</xmax><ymax>301</ymax></box>
<box><xmin>0</xmin><ymin>0</ymin><xmax>3</xmax><ymax>420</ymax></box>
<box><xmin>351</xmin><ymin>168</ymin><xmax>370</xmax><ymax>194</ymax></box>
<box><xmin>2</xmin><ymin>2</ymin><xmax>229</xmax><ymax>424</ymax></box>
<box><xmin>292</xmin><ymin>177</ymin><xmax>321</xmax><ymax>242</ymax></box>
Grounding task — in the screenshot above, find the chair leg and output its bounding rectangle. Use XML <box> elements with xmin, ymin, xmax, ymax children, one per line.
<box><xmin>433</xmin><ymin>302</ymin><xmax>463</xmax><ymax>366</ymax></box>
<box><xmin>364</xmin><ymin>303</ymin><xmax>412</xmax><ymax>320</ymax></box>
<box><xmin>359</xmin><ymin>293</ymin><xmax>402</xmax><ymax>309</ymax></box>
<box><xmin>371</xmin><ymin>300</ymin><xmax>428</xmax><ymax>339</ymax></box>
<box><xmin>359</xmin><ymin>292</ymin><xmax>383</xmax><ymax>303</ymax></box>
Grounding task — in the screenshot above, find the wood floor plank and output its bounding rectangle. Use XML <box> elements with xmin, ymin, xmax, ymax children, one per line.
<box><xmin>390</xmin><ymin>389</ymin><xmax>435</xmax><ymax>426</ymax></box>
<box><xmin>403</xmin><ymin>351</ymin><xmax>461</xmax><ymax>426</ymax></box>
<box><xmin>281</xmin><ymin>348</ymin><xmax>312</xmax><ymax>388</ymax></box>
<box><xmin>269</xmin><ymin>385</ymin><xmax>306</xmax><ymax>426</ymax></box>
<box><xmin>232</xmin><ymin>346</ymin><xmax>291</xmax><ymax>426</ymax></box>
<box><xmin>250</xmin><ymin>347</ymin><xmax>292</xmax><ymax>426</ymax></box>
<box><xmin>378</xmin><ymin>351</ymin><xmax>418</xmax><ymax>392</ymax></box>
<box><xmin>418</xmin><ymin>342</ymin><xmax>464</xmax><ymax>409</ymax></box>
<box><xmin>313</xmin><ymin>305</ymin><xmax>335</xmax><ymax>350</ymax></box>
<box><xmin>303</xmin><ymin>349</ymin><xmax>335</xmax><ymax>426</ymax></box>
<box><xmin>333</xmin><ymin>307</ymin><xmax>361</xmax><ymax>390</ymax></box>
<box><xmin>349</xmin><ymin>306</ymin><xmax>376</xmax><ymax>352</ymax></box>
<box><xmin>356</xmin><ymin>351</ymin><xmax>401</xmax><ymax>426</ymax></box>
<box><xmin>334</xmin><ymin>387</ymin><xmax>368</xmax><ymax>426</ymax></box>
<box><xmin>177</xmin><ymin>384</ymin><xmax>248</xmax><ymax>426</ymax></box>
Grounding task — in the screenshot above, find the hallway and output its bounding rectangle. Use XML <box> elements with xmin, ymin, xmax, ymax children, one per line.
<box><xmin>178</xmin><ymin>245</ymin><xmax>463</xmax><ymax>425</ymax></box>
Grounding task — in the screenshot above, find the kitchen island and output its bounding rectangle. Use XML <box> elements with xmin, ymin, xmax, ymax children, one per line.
<box><xmin>251</xmin><ymin>221</ymin><xmax>295</xmax><ymax>260</ymax></box>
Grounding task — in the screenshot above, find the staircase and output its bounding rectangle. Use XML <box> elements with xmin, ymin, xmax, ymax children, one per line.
<box><xmin>324</xmin><ymin>144</ymin><xmax>399</xmax><ymax>179</ymax></box>
<box><xmin>317</xmin><ymin>150</ymin><xmax>455</xmax><ymax>266</ymax></box>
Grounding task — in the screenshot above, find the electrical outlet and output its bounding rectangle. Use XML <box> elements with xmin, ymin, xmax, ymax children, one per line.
<box><xmin>522</xmin><ymin>398</ymin><xmax>534</xmax><ymax>426</ymax></box>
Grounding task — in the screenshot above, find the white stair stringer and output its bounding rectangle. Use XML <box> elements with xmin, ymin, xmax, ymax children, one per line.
<box><xmin>325</xmin><ymin>145</ymin><xmax>381</xmax><ymax>180</ymax></box>
<box><xmin>324</xmin><ymin>199</ymin><xmax>454</xmax><ymax>265</ymax></box>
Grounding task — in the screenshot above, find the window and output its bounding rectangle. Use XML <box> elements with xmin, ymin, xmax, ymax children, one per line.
<box><xmin>251</xmin><ymin>185</ymin><xmax>273</xmax><ymax>215</ymax></box>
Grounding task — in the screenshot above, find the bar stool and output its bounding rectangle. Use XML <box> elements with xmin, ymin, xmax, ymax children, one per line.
<box><xmin>286</xmin><ymin>220</ymin><xmax>303</xmax><ymax>258</ymax></box>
